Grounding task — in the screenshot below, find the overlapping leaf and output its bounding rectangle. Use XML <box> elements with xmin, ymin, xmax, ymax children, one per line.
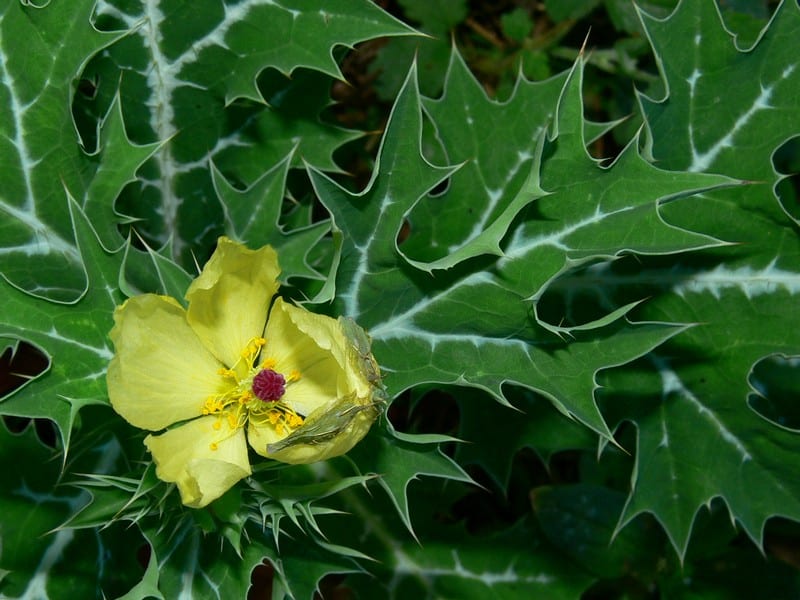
<box><xmin>620</xmin><ymin>0</ymin><xmax>800</xmax><ymax>556</ymax></box>
<box><xmin>404</xmin><ymin>51</ymin><xmax>569</xmax><ymax>270</ymax></box>
<box><xmin>531</xmin><ymin>481</ymin><xmax>800</xmax><ymax>597</ymax></box>
<box><xmin>544</xmin><ymin>0</ymin><xmax>800</xmax><ymax>556</ymax></box>
<box><xmin>0</xmin><ymin>1</ymin><xmax>155</xmax><ymax>300</ymax></box>
<box><xmin>321</xmin><ymin>477</ymin><xmax>595</xmax><ymax>600</ymax></box>
<box><xmin>3</xmin><ymin>1</ymin><xmax>799</xmax><ymax>597</ymax></box>
<box><xmin>455</xmin><ymin>387</ymin><xmax>597</xmax><ymax>489</ymax></box>
<box><xmin>0</xmin><ymin>200</ymin><xmax>123</xmax><ymax>450</ymax></box>
<box><xmin>350</xmin><ymin>521</ymin><xmax>592</xmax><ymax>600</ymax></box>
<box><xmin>0</xmin><ymin>423</ymin><xmax>146</xmax><ymax>600</ymax></box>
<box><xmin>82</xmin><ymin>0</ymin><xmax>415</xmax><ymax>265</ymax></box>
<box><xmin>310</xmin><ymin>56</ymin><xmax>731</xmax><ymax>442</ymax></box>
<box><xmin>137</xmin><ymin>514</ymin><xmax>267</xmax><ymax>599</ymax></box>
<box><xmin>347</xmin><ymin>422</ymin><xmax>472</xmax><ymax>533</ymax></box>
<box><xmin>211</xmin><ymin>153</ymin><xmax>329</xmax><ymax>284</ymax></box>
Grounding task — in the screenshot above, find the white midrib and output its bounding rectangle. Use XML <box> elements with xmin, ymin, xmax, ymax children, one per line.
<box><xmin>0</xmin><ymin>28</ymin><xmax>79</xmax><ymax>261</ymax></box>
<box><xmin>687</xmin><ymin>60</ymin><xmax>796</xmax><ymax>173</ymax></box>
<box><xmin>656</xmin><ymin>356</ymin><xmax>752</xmax><ymax>463</ymax></box>
<box><xmin>143</xmin><ymin>0</ymin><xmax>183</xmax><ymax>254</ymax></box>
<box><xmin>370</xmin><ymin>204</ymin><xmax>632</xmax><ymax>341</ymax></box>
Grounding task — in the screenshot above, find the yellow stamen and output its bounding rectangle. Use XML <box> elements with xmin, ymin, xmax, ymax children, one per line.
<box><xmin>203</xmin><ymin>397</ymin><xmax>225</xmax><ymax>414</ymax></box>
<box><xmin>202</xmin><ymin>338</ymin><xmax>310</xmax><ymax>452</ymax></box>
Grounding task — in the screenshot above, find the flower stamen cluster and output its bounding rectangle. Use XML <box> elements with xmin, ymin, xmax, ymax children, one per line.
<box><xmin>107</xmin><ymin>237</ymin><xmax>382</xmax><ymax>508</ymax></box>
<box><xmin>200</xmin><ymin>336</ymin><xmax>304</xmax><ymax>450</ymax></box>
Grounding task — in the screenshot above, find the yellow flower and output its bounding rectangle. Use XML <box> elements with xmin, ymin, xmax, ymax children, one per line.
<box><xmin>107</xmin><ymin>237</ymin><xmax>381</xmax><ymax>508</ymax></box>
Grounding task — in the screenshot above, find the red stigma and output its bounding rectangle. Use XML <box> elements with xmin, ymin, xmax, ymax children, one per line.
<box><xmin>252</xmin><ymin>369</ymin><xmax>286</xmax><ymax>402</ymax></box>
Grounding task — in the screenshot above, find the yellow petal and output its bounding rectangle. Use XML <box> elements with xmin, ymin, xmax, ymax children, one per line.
<box><xmin>255</xmin><ymin>395</ymin><xmax>379</xmax><ymax>464</ymax></box>
<box><xmin>145</xmin><ymin>416</ymin><xmax>251</xmax><ymax>508</ymax></box>
<box><xmin>250</xmin><ymin>299</ymin><xmax>380</xmax><ymax>463</ymax></box>
<box><xmin>186</xmin><ymin>237</ymin><xmax>280</xmax><ymax>368</ymax></box>
<box><xmin>262</xmin><ymin>298</ymin><xmax>345</xmax><ymax>418</ymax></box>
<box><xmin>108</xmin><ymin>295</ymin><xmax>229</xmax><ymax>430</ymax></box>
<box><xmin>246</xmin><ymin>418</ymin><xmax>283</xmax><ymax>457</ymax></box>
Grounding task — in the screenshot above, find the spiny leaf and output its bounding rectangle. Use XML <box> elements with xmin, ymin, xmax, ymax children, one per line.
<box><xmin>0</xmin><ymin>423</ymin><xmax>145</xmax><ymax>600</ymax></box>
<box><xmin>602</xmin><ymin>0</ymin><xmax>800</xmax><ymax>557</ymax></box>
<box><xmin>0</xmin><ymin>198</ymin><xmax>124</xmax><ymax>453</ymax></box>
<box><xmin>0</xmin><ymin>1</ymin><xmax>152</xmax><ymax>300</ymax></box>
<box><xmin>310</xmin><ymin>54</ymin><xmax>732</xmax><ymax>441</ymax></box>
<box><xmin>85</xmin><ymin>0</ymin><xmax>415</xmax><ymax>265</ymax></box>
<box><xmin>326</xmin><ymin>479</ymin><xmax>595</xmax><ymax>600</ymax></box>
<box><xmin>347</xmin><ymin>421</ymin><xmax>472</xmax><ymax>535</ymax></box>
<box><xmin>455</xmin><ymin>387</ymin><xmax>597</xmax><ymax>489</ymax></box>
<box><xmin>212</xmin><ymin>153</ymin><xmax>329</xmax><ymax>284</ymax></box>
<box><xmin>139</xmin><ymin>515</ymin><xmax>268</xmax><ymax>600</ymax></box>
<box><xmin>119</xmin><ymin>238</ymin><xmax>194</xmax><ymax>301</ymax></box>
<box><xmin>266</xmin><ymin>533</ymin><xmax>363</xmax><ymax>600</ymax></box>
<box><xmin>407</xmin><ymin>51</ymin><xmax>568</xmax><ymax>271</ymax></box>
<box><xmin>532</xmin><ymin>484</ymin><xmax>663</xmax><ymax>579</ymax></box>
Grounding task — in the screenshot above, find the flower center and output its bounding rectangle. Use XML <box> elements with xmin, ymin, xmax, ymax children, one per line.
<box><xmin>252</xmin><ymin>368</ymin><xmax>285</xmax><ymax>401</ymax></box>
<box><xmin>201</xmin><ymin>336</ymin><xmax>304</xmax><ymax>450</ymax></box>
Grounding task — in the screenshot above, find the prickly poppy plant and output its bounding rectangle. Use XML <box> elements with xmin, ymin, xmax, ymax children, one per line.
<box><xmin>1</xmin><ymin>1</ymin><xmax>799</xmax><ymax>598</ymax></box>
<box><xmin>107</xmin><ymin>237</ymin><xmax>381</xmax><ymax>507</ymax></box>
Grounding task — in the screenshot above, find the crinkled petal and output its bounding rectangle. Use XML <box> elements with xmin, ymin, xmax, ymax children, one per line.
<box><xmin>186</xmin><ymin>237</ymin><xmax>280</xmax><ymax>368</ymax></box>
<box><xmin>246</xmin><ymin>419</ymin><xmax>283</xmax><ymax>457</ymax></box>
<box><xmin>248</xmin><ymin>299</ymin><xmax>379</xmax><ymax>463</ymax></box>
<box><xmin>145</xmin><ymin>416</ymin><xmax>251</xmax><ymax>508</ymax></box>
<box><xmin>108</xmin><ymin>295</ymin><xmax>228</xmax><ymax>431</ymax></box>
<box><xmin>251</xmin><ymin>397</ymin><xmax>379</xmax><ymax>464</ymax></box>
<box><xmin>262</xmin><ymin>298</ymin><xmax>345</xmax><ymax>418</ymax></box>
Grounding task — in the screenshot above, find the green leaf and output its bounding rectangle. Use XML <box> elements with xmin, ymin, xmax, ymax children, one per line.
<box><xmin>140</xmin><ymin>515</ymin><xmax>268</xmax><ymax>599</ymax></box>
<box><xmin>397</xmin><ymin>0</ymin><xmax>467</xmax><ymax>34</ymax></box>
<box><xmin>6</xmin><ymin>1</ymin><xmax>800</xmax><ymax>596</ymax></box>
<box><xmin>501</xmin><ymin>7</ymin><xmax>534</xmax><ymax>43</ymax></box>
<box><xmin>455</xmin><ymin>387</ymin><xmax>597</xmax><ymax>489</ymax></box>
<box><xmin>310</xmin><ymin>54</ymin><xmax>732</xmax><ymax>443</ymax></box>
<box><xmin>410</xmin><ymin>51</ymin><xmax>566</xmax><ymax>270</ymax></box>
<box><xmin>116</xmin><ymin>548</ymin><xmax>164</xmax><ymax>600</ymax></box>
<box><xmin>532</xmin><ymin>484</ymin><xmax>663</xmax><ymax>578</ymax></box>
<box><xmin>267</xmin><ymin>533</ymin><xmax>362</xmax><ymax>600</ymax></box>
<box><xmin>119</xmin><ymin>238</ymin><xmax>194</xmax><ymax>300</ymax></box>
<box><xmin>84</xmin><ymin>96</ymin><xmax>163</xmax><ymax>245</ymax></box>
<box><xmin>747</xmin><ymin>355</ymin><xmax>800</xmax><ymax>430</ymax></box>
<box><xmin>347</xmin><ymin>421</ymin><xmax>472</xmax><ymax>534</ymax></box>
<box><xmin>133</xmin><ymin>488</ymin><xmax>368</xmax><ymax>600</ymax></box>
<box><xmin>605</xmin><ymin>0</ymin><xmax>676</xmax><ymax>34</ymax></box>
<box><xmin>0</xmin><ymin>423</ymin><xmax>146</xmax><ymax>600</ymax></box>
<box><xmin>209</xmin><ymin>1</ymin><xmax>416</xmax><ymax>101</ymax></box>
<box><xmin>211</xmin><ymin>154</ymin><xmax>329</xmax><ymax>284</ymax></box>
<box><xmin>334</xmin><ymin>480</ymin><xmax>595</xmax><ymax>600</ymax></box>
<box><xmin>0</xmin><ymin>199</ymin><xmax>124</xmax><ymax>451</ymax></box>
<box><xmin>0</xmin><ymin>1</ymin><xmax>154</xmax><ymax>300</ymax></box>
<box><xmin>587</xmin><ymin>0</ymin><xmax>800</xmax><ymax>557</ymax></box>
<box><xmin>84</xmin><ymin>0</ymin><xmax>415</xmax><ymax>266</ymax></box>
<box><xmin>370</xmin><ymin>35</ymin><xmax>453</xmax><ymax>101</ymax></box>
